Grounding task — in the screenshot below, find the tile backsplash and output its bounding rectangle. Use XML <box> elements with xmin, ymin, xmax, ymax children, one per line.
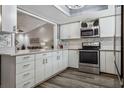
<box><xmin>61</xmin><ymin>37</ymin><xmax>119</xmax><ymax>50</ymax></box>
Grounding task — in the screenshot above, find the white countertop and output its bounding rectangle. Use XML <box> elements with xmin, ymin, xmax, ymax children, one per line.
<box><xmin>10</xmin><ymin>49</ymin><xmax>68</xmax><ymax>56</ymax></box>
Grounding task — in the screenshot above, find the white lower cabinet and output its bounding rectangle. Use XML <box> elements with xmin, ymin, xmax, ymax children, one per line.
<box><xmin>100</xmin><ymin>51</ymin><xmax>116</xmax><ymax>74</ymax></box>
<box><xmin>16</xmin><ymin>55</ymin><xmax>35</xmax><ymax>88</ymax></box>
<box><xmin>62</xmin><ymin>50</ymin><xmax>68</xmax><ymax>69</ymax></box>
<box><xmin>35</xmin><ymin>50</ymin><xmax>68</xmax><ymax>86</ymax></box>
<box><xmin>57</xmin><ymin>51</ymin><xmax>63</xmax><ymax>71</ymax></box>
<box><xmin>44</xmin><ymin>55</ymin><xmax>53</xmax><ymax>79</ymax></box>
<box><xmin>115</xmin><ymin>51</ymin><xmax>121</xmax><ymax>75</ymax></box>
<box><xmin>68</xmin><ymin>50</ymin><xmax>79</xmax><ymax>68</ymax></box>
<box><xmin>100</xmin><ymin>51</ymin><xmax>106</xmax><ymax>72</ymax></box>
<box><xmin>16</xmin><ymin>78</ymin><xmax>34</xmax><ymax>88</ymax></box>
<box><xmin>35</xmin><ymin>53</ymin><xmax>52</xmax><ymax>84</ymax></box>
<box><xmin>35</xmin><ymin>55</ymin><xmax>45</xmax><ymax>84</ymax></box>
<box><xmin>52</xmin><ymin>52</ymin><xmax>59</xmax><ymax>74</ymax></box>
<box><xmin>105</xmin><ymin>52</ymin><xmax>115</xmax><ymax>74</ymax></box>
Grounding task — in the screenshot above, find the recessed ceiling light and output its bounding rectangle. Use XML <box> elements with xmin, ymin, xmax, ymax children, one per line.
<box><xmin>66</xmin><ymin>5</ymin><xmax>85</xmax><ymax>10</ymax></box>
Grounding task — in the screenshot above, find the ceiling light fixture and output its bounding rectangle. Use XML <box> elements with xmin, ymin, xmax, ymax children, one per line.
<box><xmin>66</xmin><ymin>5</ymin><xmax>85</xmax><ymax>10</ymax></box>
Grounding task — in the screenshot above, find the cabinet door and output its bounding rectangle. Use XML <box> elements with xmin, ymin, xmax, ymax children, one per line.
<box><xmin>35</xmin><ymin>56</ymin><xmax>45</xmax><ymax>84</ymax></box>
<box><xmin>2</xmin><ymin>5</ymin><xmax>17</xmax><ymax>32</ymax></box>
<box><xmin>115</xmin><ymin>15</ymin><xmax>121</xmax><ymax>37</ymax></box>
<box><xmin>52</xmin><ymin>52</ymin><xmax>59</xmax><ymax>74</ymax></box>
<box><xmin>115</xmin><ymin>52</ymin><xmax>121</xmax><ymax>75</ymax></box>
<box><xmin>57</xmin><ymin>51</ymin><xmax>63</xmax><ymax>71</ymax></box>
<box><xmin>68</xmin><ymin>50</ymin><xmax>79</xmax><ymax>68</ymax></box>
<box><xmin>45</xmin><ymin>56</ymin><xmax>53</xmax><ymax>79</ymax></box>
<box><xmin>100</xmin><ymin>16</ymin><xmax>115</xmax><ymax>37</ymax></box>
<box><xmin>63</xmin><ymin>50</ymin><xmax>68</xmax><ymax>69</ymax></box>
<box><xmin>100</xmin><ymin>51</ymin><xmax>106</xmax><ymax>72</ymax></box>
<box><xmin>105</xmin><ymin>51</ymin><xmax>115</xmax><ymax>74</ymax></box>
<box><xmin>60</xmin><ymin>24</ymin><xmax>70</xmax><ymax>39</ymax></box>
<box><xmin>115</xmin><ymin>5</ymin><xmax>121</xmax><ymax>15</ymax></box>
<box><xmin>60</xmin><ymin>22</ymin><xmax>80</xmax><ymax>39</ymax></box>
<box><xmin>69</xmin><ymin>22</ymin><xmax>80</xmax><ymax>39</ymax></box>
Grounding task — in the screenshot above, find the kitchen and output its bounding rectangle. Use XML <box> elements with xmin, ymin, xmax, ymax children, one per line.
<box><xmin>0</xmin><ymin>5</ymin><xmax>123</xmax><ymax>88</ymax></box>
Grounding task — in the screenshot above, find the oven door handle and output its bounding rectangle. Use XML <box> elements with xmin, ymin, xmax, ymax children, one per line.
<box><xmin>79</xmin><ymin>50</ymin><xmax>99</xmax><ymax>52</ymax></box>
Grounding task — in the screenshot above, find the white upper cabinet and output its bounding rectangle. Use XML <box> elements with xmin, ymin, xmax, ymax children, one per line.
<box><xmin>100</xmin><ymin>16</ymin><xmax>115</xmax><ymax>37</ymax></box>
<box><xmin>60</xmin><ymin>22</ymin><xmax>80</xmax><ymax>39</ymax></box>
<box><xmin>2</xmin><ymin>5</ymin><xmax>17</xmax><ymax>32</ymax></box>
<box><xmin>115</xmin><ymin>5</ymin><xmax>121</xmax><ymax>15</ymax></box>
<box><xmin>115</xmin><ymin>15</ymin><xmax>121</xmax><ymax>37</ymax></box>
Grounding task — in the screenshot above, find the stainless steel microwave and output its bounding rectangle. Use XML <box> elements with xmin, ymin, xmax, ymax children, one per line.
<box><xmin>80</xmin><ymin>27</ymin><xmax>100</xmax><ymax>37</ymax></box>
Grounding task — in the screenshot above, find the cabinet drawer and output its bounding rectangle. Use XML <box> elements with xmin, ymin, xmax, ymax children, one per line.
<box><xmin>16</xmin><ymin>78</ymin><xmax>34</xmax><ymax>88</ymax></box>
<box><xmin>36</xmin><ymin>54</ymin><xmax>43</xmax><ymax>60</ymax></box>
<box><xmin>42</xmin><ymin>52</ymin><xmax>52</xmax><ymax>57</ymax></box>
<box><xmin>56</xmin><ymin>51</ymin><xmax>63</xmax><ymax>56</ymax></box>
<box><xmin>16</xmin><ymin>62</ymin><xmax>34</xmax><ymax>74</ymax></box>
<box><xmin>16</xmin><ymin>70</ymin><xmax>34</xmax><ymax>84</ymax></box>
<box><xmin>16</xmin><ymin>55</ymin><xmax>34</xmax><ymax>63</ymax></box>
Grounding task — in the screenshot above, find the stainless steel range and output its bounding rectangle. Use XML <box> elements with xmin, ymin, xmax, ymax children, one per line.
<box><xmin>79</xmin><ymin>42</ymin><xmax>100</xmax><ymax>74</ymax></box>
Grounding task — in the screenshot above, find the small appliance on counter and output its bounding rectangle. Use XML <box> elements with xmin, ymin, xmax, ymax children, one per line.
<box><xmin>79</xmin><ymin>42</ymin><xmax>100</xmax><ymax>74</ymax></box>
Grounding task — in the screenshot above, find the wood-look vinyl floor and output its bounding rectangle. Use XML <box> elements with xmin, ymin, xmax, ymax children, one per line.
<box><xmin>36</xmin><ymin>68</ymin><xmax>121</xmax><ymax>88</ymax></box>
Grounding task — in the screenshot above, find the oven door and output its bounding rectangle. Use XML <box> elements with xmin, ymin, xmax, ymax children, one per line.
<box><xmin>79</xmin><ymin>50</ymin><xmax>100</xmax><ymax>67</ymax></box>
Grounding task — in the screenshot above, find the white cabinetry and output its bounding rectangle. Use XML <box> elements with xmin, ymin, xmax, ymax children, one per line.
<box><xmin>100</xmin><ymin>51</ymin><xmax>106</xmax><ymax>72</ymax></box>
<box><xmin>115</xmin><ymin>15</ymin><xmax>121</xmax><ymax>37</ymax></box>
<box><xmin>68</xmin><ymin>50</ymin><xmax>79</xmax><ymax>68</ymax></box>
<box><xmin>2</xmin><ymin>5</ymin><xmax>17</xmax><ymax>32</ymax></box>
<box><xmin>44</xmin><ymin>53</ymin><xmax>53</xmax><ymax>78</ymax></box>
<box><xmin>100</xmin><ymin>51</ymin><xmax>116</xmax><ymax>74</ymax></box>
<box><xmin>115</xmin><ymin>51</ymin><xmax>121</xmax><ymax>74</ymax></box>
<box><xmin>35</xmin><ymin>53</ymin><xmax>52</xmax><ymax>84</ymax></box>
<box><xmin>35</xmin><ymin>50</ymin><xmax>68</xmax><ymax>86</ymax></box>
<box><xmin>105</xmin><ymin>52</ymin><xmax>115</xmax><ymax>74</ymax></box>
<box><xmin>35</xmin><ymin>54</ymin><xmax>45</xmax><ymax>84</ymax></box>
<box><xmin>52</xmin><ymin>52</ymin><xmax>59</xmax><ymax>74</ymax></box>
<box><xmin>62</xmin><ymin>50</ymin><xmax>68</xmax><ymax>69</ymax></box>
<box><xmin>60</xmin><ymin>22</ymin><xmax>80</xmax><ymax>39</ymax></box>
<box><xmin>16</xmin><ymin>55</ymin><xmax>35</xmax><ymax>88</ymax></box>
<box><xmin>100</xmin><ymin>16</ymin><xmax>115</xmax><ymax>37</ymax></box>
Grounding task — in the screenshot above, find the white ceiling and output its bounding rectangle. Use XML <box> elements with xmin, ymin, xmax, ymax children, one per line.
<box><xmin>18</xmin><ymin>5</ymin><xmax>114</xmax><ymax>24</ymax></box>
<box><xmin>17</xmin><ymin>11</ymin><xmax>47</xmax><ymax>32</ymax></box>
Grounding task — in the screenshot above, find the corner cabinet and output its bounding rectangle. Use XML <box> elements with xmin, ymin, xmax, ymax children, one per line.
<box><xmin>100</xmin><ymin>51</ymin><xmax>117</xmax><ymax>74</ymax></box>
<box><xmin>99</xmin><ymin>16</ymin><xmax>115</xmax><ymax>37</ymax></box>
<box><xmin>60</xmin><ymin>22</ymin><xmax>80</xmax><ymax>39</ymax></box>
<box><xmin>2</xmin><ymin>5</ymin><xmax>17</xmax><ymax>32</ymax></box>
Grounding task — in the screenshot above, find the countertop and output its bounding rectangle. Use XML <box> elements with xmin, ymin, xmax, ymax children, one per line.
<box><xmin>1</xmin><ymin>49</ymin><xmax>68</xmax><ymax>56</ymax></box>
<box><xmin>1</xmin><ymin>48</ymin><xmax>121</xmax><ymax>56</ymax></box>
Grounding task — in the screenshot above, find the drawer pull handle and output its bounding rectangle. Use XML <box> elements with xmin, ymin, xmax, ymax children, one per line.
<box><xmin>23</xmin><ymin>82</ymin><xmax>31</xmax><ymax>87</ymax></box>
<box><xmin>23</xmin><ymin>73</ymin><xmax>30</xmax><ymax>77</ymax></box>
<box><xmin>23</xmin><ymin>56</ymin><xmax>30</xmax><ymax>59</ymax></box>
<box><xmin>23</xmin><ymin>64</ymin><xmax>30</xmax><ymax>68</ymax></box>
